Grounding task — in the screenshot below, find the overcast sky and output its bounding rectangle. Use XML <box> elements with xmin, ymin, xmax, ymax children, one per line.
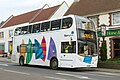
<box><xmin>0</xmin><ymin>0</ymin><xmax>74</xmax><ymax>22</ymax></box>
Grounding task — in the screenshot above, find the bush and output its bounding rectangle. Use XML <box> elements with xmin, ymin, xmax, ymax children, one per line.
<box><xmin>100</xmin><ymin>41</ymin><xmax>107</xmax><ymax>61</ymax></box>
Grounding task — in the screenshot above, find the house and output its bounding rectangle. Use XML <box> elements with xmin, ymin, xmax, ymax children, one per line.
<box><xmin>65</xmin><ymin>0</ymin><xmax>120</xmax><ymax>59</ymax></box>
<box><xmin>0</xmin><ymin>1</ymin><xmax>69</xmax><ymax>55</ymax></box>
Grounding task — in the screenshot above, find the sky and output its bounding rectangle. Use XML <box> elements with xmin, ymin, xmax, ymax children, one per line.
<box><xmin>0</xmin><ymin>0</ymin><xmax>74</xmax><ymax>22</ymax></box>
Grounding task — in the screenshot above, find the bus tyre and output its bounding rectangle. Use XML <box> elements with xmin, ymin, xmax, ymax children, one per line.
<box><xmin>19</xmin><ymin>56</ymin><xmax>24</xmax><ymax>66</ymax></box>
<box><xmin>50</xmin><ymin>58</ymin><xmax>58</xmax><ymax>70</ymax></box>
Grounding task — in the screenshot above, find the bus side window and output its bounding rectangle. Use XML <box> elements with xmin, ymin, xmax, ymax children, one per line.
<box><xmin>51</xmin><ymin>19</ymin><xmax>61</xmax><ymax>30</ymax></box>
<box><xmin>17</xmin><ymin>46</ymin><xmax>20</xmax><ymax>53</ymax></box>
<box><xmin>41</xmin><ymin>21</ymin><xmax>50</xmax><ymax>32</ymax></box>
<box><xmin>28</xmin><ymin>25</ymin><xmax>32</xmax><ymax>34</ymax></box>
<box><xmin>62</xmin><ymin>17</ymin><xmax>73</xmax><ymax>29</ymax></box>
<box><xmin>32</xmin><ymin>24</ymin><xmax>40</xmax><ymax>33</ymax></box>
<box><xmin>21</xmin><ymin>26</ymin><xmax>28</xmax><ymax>35</ymax></box>
<box><xmin>15</xmin><ymin>27</ymin><xmax>21</xmax><ymax>36</ymax></box>
<box><xmin>20</xmin><ymin>44</ymin><xmax>27</xmax><ymax>53</ymax></box>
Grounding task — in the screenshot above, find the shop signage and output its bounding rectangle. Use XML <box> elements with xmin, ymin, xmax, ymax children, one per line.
<box><xmin>98</xmin><ymin>29</ymin><xmax>120</xmax><ymax>37</ymax></box>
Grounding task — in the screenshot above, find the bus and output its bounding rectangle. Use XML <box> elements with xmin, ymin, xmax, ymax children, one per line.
<box><xmin>11</xmin><ymin>15</ymin><xmax>98</xmax><ymax>69</ymax></box>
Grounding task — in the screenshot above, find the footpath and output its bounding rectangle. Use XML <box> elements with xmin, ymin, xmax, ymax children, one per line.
<box><xmin>0</xmin><ymin>57</ymin><xmax>120</xmax><ymax>73</ymax></box>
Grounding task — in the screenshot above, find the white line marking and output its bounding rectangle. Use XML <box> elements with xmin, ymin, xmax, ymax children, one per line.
<box><xmin>67</xmin><ymin>72</ymin><xmax>112</xmax><ymax>77</ymax></box>
<box><xmin>45</xmin><ymin>76</ymin><xmax>67</xmax><ymax>80</ymax></box>
<box><xmin>0</xmin><ymin>64</ymin><xmax>8</xmax><ymax>66</ymax></box>
<box><xmin>90</xmin><ymin>72</ymin><xmax>119</xmax><ymax>76</ymax></box>
<box><xmin>56</xmin><ymin>73</ymin><xmax>90</xmax><ymax>79</ymax></box>
<box><xmin>4</xmin><ymin>69</ymin><xmax>30</xmax><ymax>75</ymax></box>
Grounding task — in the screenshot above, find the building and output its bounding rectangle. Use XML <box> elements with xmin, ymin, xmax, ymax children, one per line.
<box><xmin>0</xmin><ymin>1</ymin><xmax>69</xmax><ymax>55</ymax></box>
<box><xmin>65</xmin><ymin>0</ymin><xmax>120</xmax><ymax>59</ymax></box>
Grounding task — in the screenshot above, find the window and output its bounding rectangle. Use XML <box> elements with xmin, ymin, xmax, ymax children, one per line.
<box><xmin>41</xmin><ymin>22</ymin><xmax>50</xmax><ymax>32</ymax></box>
<box><xmin>27</xmin><ymin>44</ymin><xmax>35</xmax><ymax>53</ymax></box>
<box><xmin>15</xmin><ymin>27</ymin><xmax>21</xmax><ymax>36</ymax></box>
<box><xmin>32</xmin><ymin>24</ymin><xmax>40</xmax><ymax>33</ymax></box>
<box><xmin>88</xmin><ymin>16</ymin><xmax>98</xmax><ymax>27</ymax></box>
<box><xmin>0</xmin><ymin>43</ymin><xmax>5</xmax><ymax>51</ymax></box>
<box><xmin>21</xmin><ymin>26</ymin><xmax>28</xmax><ymax>34</ymax></box>
<box><xmin>62</xmin><ymin>17</ymin><xmax>73</xmax><ymax>29</ymax></box>
<box><xmin>17</xmin><ymin>46</ymin><xmax>20</xmax><ymax>53</ymax></box>
<box><xmin>61</xmin><ymin>41</ymin><xmax>76</xmax><ymax>53</ymax></box>
<box><xmin>0</xmin><ymin>32</ymin><xmax>4</xmax><ymax>38</ymax></box>
<box><xmin>112</xmin><ymin>11</ymin><xmax>120</xmax><ymax>25</ymax></box>
<box><xmin>51</xmin><ymin>19</ymin><xmax>61</xmax><ymax>30</ymax></box>
<box><xmin>9</xmin><ymin>30</ymin><xmax>13</xmax><ymax>37</ymax></box>
<box><xmin>28</xmin><ymin>25</ymin><xmax>32</xmax><ymax>34</ymax></box>
<box><xmin>20</xmin><ymin>44</ymin><xmax>27</xmax><ymax>53</ymax></box>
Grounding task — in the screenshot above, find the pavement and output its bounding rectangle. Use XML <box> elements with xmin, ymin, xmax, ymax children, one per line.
<box><xmin>0</xmin><ymin>57</ymin><xmax>120</xmax><ymax>73</ymax></box>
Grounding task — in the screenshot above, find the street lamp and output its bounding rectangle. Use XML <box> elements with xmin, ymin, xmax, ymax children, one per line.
<box><xmin>99</xmin><ymin>24</ymin><xmax>106</xmax><ymax>41</ymax></box>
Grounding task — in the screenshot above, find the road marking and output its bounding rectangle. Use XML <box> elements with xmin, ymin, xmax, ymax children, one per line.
<box><xmin>0</xmin><ymin>64</ymin><xmax>8</xmax><ymax>66</ymax></box>
<box><xmin>67</xmin><ymin>72</ymin><xmax>113</xmax><ymax>77</ymax></box>
<box><xmin>45</xmin><ymin>76</ymin><xmax>67</xmax><ymax>80</ymax></box>
<box><xmin>90</xmin><ymin>72</ymin><xmax>119</xmax><ymax>76</ymax></box>
<box><xmin>56</xmin><ymin>73</ymin><xmax>90</xmax><ymax>79</ymax></box>
<box><xmin>4</xmin><ymin>69</ymin><xmax>30</xmax><ymax>75</ymax></box>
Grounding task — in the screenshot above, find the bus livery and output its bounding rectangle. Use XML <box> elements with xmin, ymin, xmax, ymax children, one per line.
<box><xmin>11</xmin><ymin>15</ymin><xmax>98</xmax><ymax>69</ymax></box>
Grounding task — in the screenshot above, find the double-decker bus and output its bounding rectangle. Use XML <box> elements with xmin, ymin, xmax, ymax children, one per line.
<box><xmin>11</xmin><ymin>15</ymin><xmax>98</xmax><ymax>69</ymax></box>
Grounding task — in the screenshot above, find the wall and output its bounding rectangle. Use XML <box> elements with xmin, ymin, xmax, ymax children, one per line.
<box><xmin>50</xmin><ymin>2</ymin><xmax>69</xmax><ymax>19</ymax></box>
<box><xmin>99</xmin><ymin>14</ymin><xmax>111</xmax><ymax>59</ymax></box>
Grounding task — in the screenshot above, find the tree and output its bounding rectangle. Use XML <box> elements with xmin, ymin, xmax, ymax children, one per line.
<box><xmin>100</xmin><ymin>41</ymin><xmax>107</xmax><ymax>61</ymax></box>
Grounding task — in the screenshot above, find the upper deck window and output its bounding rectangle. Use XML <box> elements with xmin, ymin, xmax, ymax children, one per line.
<box><xmin>28</xmin><ymin>25</ymin><xmax>32</xmax><ymax>34</ymax></box>
<box><xmin>41</xmin><ymin>21</ymin><xmax>50</xmax><ymax>32</ymax></box>
<box><xmin>21</xmin><ymin>26</ymin><xmax>28</xmax><ymax>35</ymax></box>
<box><xmin>51</xmin><ymin>19</ymin><xmax>61</xmax><ymax>30</ymax></box>
<box><xmin>32</xmin><ymin>24</ymin><xmax>40</xmax><ymax>33</ymax></box>
<box><xmin>15</xmin><ymin>27</ymin><xmax>22</xmax><ymax>36</ymax></box>
<box><xmin>62</xmin><ymin>17</ymin><xmax>73</xmax><ymax>29</ymax></box>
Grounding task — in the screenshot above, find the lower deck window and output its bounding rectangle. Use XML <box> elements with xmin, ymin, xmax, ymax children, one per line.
<box><xmin>61</xmin><ymin>41</ymin><xmax>76</xmax><ymax>53</ymax></box>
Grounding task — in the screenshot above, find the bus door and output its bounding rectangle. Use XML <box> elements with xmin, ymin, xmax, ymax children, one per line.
<box><xmin>60</xmin><ymin>41</ymin><xmax>76</xmax><ymax>67</ymax></box>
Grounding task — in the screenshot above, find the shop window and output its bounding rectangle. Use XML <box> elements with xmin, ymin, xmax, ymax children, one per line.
<box><xmin>113</xmin><ymin>39</ymin><xmax>120</xmax><ymax>58</ymax></box>
<box><xmin>61</xmin><ymin>41</ymin><xmax>76</xmax><ymax>53</ymax></box>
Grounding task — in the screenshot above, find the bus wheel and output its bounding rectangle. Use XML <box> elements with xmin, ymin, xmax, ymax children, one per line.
<box><xmin>50</xmin><ymin>58</ymin><xmax>58</xmax><ymax>70</ymax></box>
<box><xmin>19</xmin><ymin>56</ymin><xmax>24</xmax><ymax>66</ymax></box>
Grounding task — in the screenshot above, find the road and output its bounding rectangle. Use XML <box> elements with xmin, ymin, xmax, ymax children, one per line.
<box><xmin>0</xmin><ymin>61</ymin><xmax>120</xmax><ymax>80</ymax></box>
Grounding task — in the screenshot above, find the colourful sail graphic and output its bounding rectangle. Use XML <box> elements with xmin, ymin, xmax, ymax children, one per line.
<box><xmin>34</xmin><ymin>39</ymin><xmax>44</xmax><ymax>59</ymax></box>
<box><xmin>47</xmin><ymin>37</ymin><xmax>57</xmax><ymax>60</ymax></box>
<box><xmin>20</xmin><ymin>39</ymin><xmax>26</xmax><ymax>59</ymax></box>
<box><xmin>41</xmin><ymin>36</ymin><xmax>46</xmax><ymax>61</ymax></box>
<box><xmin>26</xmin><ymin>39</ymin><xmax>33</xmax><ymax>64</ymax></box>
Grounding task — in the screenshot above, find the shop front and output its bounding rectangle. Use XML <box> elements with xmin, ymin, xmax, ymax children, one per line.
<box><xmin>104</xmin><ymin>29</ymin><xmax>120</xmax><ymax>59</ymax></box>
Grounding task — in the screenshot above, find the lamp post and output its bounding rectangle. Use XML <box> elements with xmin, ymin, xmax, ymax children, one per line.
<box><xmin>100</xmin><ymin>24</ymin><xmax>106</xmax><ymax>41</ymax></box>
<box><xmin>98</xmin><ymin>24</ymin><xmax>107</xmax><ymax>61</ymax></box>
